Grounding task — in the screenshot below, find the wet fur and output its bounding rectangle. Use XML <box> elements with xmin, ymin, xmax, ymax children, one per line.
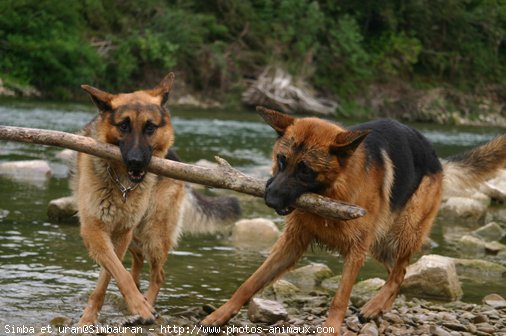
<box><xmin>202</xmin><ymin>107</ymin><xmax>506</xmax><ymax>335</ymax></box>
<box><xmin>73</xmin><ymin>74</ymin><xmax>240</xmax><ymax>325</ymax></box>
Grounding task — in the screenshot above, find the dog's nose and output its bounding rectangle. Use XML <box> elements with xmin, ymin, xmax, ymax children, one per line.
<box><xmin>264</xmin><ymin>185</ymin><xmax>286</xmax><ymax>210</ymax></box>
<box><xmin>126</xmin><ymin>148</ymin><xmax>145</xmax><ymax>169</ymax></box>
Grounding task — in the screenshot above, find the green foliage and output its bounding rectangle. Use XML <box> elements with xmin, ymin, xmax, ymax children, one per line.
<box><xmin>316</xmin><ymin>15</ymin><xmax>371</xmax><ymax>96</ymax></box>
<box><xmin>0</xmin><ymin>0</ymin><xmax>102</xmax><ymax>98</ymax></box>
<box><xmin>373</xmin><ymin>32</ymin><xmax>422</xmax><ymax>77</ymax></box>
<box><xmin>0</xmin><ymin>0</ymin><xmax>505</xmax><ymax>100</ymax></box>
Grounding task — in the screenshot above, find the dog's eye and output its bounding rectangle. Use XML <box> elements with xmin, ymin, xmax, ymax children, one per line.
<box><xmin>297</xmin><ymin>161</ymin><xmax>316</xmax><ymax>182</ymax></box>
<box><xmin>144</xmin><ymin>122</ymin><xmax>158</xmax><ymax>135</ymax></box>
<box><xmin>277</xmin><ymin>154</ymin><xmax>287</xmax><ymax>171</ymax></box>
<box><xmin>118</xmin><ymin>119</ymin><xmax>130</xmax><ymax>133</ymax></box>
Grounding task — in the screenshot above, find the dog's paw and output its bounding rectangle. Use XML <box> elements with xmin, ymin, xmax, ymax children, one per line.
<box><xmin>357</xmin><ymin>312</ymin><xmax>370</xmax><ymax>324</ymax></box>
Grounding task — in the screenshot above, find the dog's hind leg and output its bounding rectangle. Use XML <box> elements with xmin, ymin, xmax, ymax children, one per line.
<box><xmin>79</xmin><ymin>228</ymin><xmax>132</xmax><ymax>325</ymax></box>
<box><xmin>129</xmin><ymin>239</ymin><xmax>144</xmax><ymax>290</ymax></box>
<box><xmin>201</xmin><ymin>221</ymin><xmax>312</xmax><ymax>327</ymax></box>
<box><xmin>360</xmin><ymin>174</ymin><xmax>443</xmax><ymax>320</ymax></box>
<box><xmin>358</xmin><ymin>254</ymin><xmax>410</xmax><ymax>321</ymax></box>
<box><xmin>145</xmin><ymin>254</ymin><xmax>168</xmax><ymax>306</ymax></box>
<box><xmin>323</xmin><ymin>252</ymin><xmax>367</xmax><ymax>335</ymax></box>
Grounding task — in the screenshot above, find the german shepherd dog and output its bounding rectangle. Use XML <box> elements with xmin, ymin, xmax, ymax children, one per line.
<box><xmin>73</xmin><ymin>73</ymin><xmax>240</xmax><ymax>325</ymax></box>
<box><xmin>202</xmin><ymin>106</ymin><xmax>506</xmax><ymax>334</ymax></box>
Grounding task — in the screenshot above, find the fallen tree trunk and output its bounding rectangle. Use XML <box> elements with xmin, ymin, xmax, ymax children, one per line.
<box><xmin>242</xmin><ymin>67</ymin><xmax>339</xmax><ymax>115</ymax></box>
<box><xmin>0</xmin><ymin>125</ymin><xmax>365</xmax><ymax>221</ymax></box>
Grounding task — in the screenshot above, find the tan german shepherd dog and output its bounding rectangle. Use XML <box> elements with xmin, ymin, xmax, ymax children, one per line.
<box><xmin>202</xmin><ymin>106</ymin><xmax>506</xmax><ymax>334</ymax></box>
<box><xmin>73</xmin><ymin>73</ymin><xmax>240</xmax><ymax>325</ymax></box>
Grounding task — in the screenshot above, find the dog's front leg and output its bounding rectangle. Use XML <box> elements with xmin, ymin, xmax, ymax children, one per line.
<box><xmin>80</xmin><ymin>218</ymin><xmax>155</xmax><ymax>324</ymax></box>
<box><xmin>201</xmin><ymin>222</ymin><xmax>311</xmax><ymax>326</ymax></box>
<box><xmin>79</xmin><ymin>227</ymin><xmax>133</xmax><ymax>325</ymax></box>
<box><xmin>322</xmin><ymin>253</ymin><xmax>366</xmax><ymax>336</ymax></box>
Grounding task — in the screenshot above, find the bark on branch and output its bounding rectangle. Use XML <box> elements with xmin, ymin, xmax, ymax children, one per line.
<box><xmin>0</xmin><ymin>125</ymin><xmax>366</xmax><ymax>221</ymax></box>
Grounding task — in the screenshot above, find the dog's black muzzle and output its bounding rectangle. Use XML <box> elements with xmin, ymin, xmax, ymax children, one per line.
<box><xmin>120</xmin><ymin>144</ymin><xmax>152</xmax><ymax>183</ymax></box>
<box><xmin>264</xmin><ymin>175</ymin><xmax>296</xmax><ymax>216</ymax></box>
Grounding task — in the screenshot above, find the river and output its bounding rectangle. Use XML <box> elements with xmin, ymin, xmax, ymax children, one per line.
<box><xmin>0</xmin><ymin>102</ymin><xmax>505</xmax><ymax>327</ymax></box>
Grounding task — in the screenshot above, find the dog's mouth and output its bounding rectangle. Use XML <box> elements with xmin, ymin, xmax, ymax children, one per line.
<box><xmin>127</xmin><ymin>169</ymin><xmax>146</xmax><ymax>183</ymax></box>
<box><xmin>275</xmin><ymin>206</ymin><xmax>294</xmax><ymax>216</ymax></box>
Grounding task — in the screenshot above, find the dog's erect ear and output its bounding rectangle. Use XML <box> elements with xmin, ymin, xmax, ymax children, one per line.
<box><xmin>148</xmin><ymin>72</ymin><xmax>175</xmax><ymax>106</ymax></box>
<box><xmin>256</xmin><ymin>106</ymin><xmax>295</xmax><ymax>136</ymax></box>
<box><xmin>81</xmin><ymin>85</ymin><xmax>114</xmax><ymax>113</ymax></box>
<box><xmin>330</xmin><ymin>129</ymin><xmax>371</xmax><ymax>159</ymax></box>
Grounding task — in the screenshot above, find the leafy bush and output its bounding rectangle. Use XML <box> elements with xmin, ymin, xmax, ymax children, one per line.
<box><xmin>0</xmin><ymin>0</ymin><xmax>505</xmax><ymax>102</ymax></box>
<box><xmin>0</xmin><ymin>0</ymin><xmax>102</xmax><ymax>98</ymax></box>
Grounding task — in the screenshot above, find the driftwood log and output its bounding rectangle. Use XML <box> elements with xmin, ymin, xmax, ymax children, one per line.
<box><xmin>242</xmin><ymin>67</ymin><xmax>338</xmax><ymax>115</ymax></box>
<box><xmin>0</xmin><ymin>125</ymin><xmax>365</xmax><ymax>221</ymax></box>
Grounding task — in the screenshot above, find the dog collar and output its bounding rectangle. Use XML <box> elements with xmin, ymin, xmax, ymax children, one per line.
<box><xmin>106</xmin><ymin>165</ymin><xmax>139</xmax><ymax>202</ymax></box>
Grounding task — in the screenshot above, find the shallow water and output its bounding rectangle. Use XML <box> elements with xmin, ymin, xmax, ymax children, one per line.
<box><xmin>0</xmin><ymin>103</ymin><xmax>505</xmax><ymax>328</ymax></box>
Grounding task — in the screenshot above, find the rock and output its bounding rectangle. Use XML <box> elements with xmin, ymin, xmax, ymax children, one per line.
<box><xmin>247</xmin><ymin>297</ymin><xmax>288</xmax><ymax>324</ymax></box>
<box><xmin>454</xmin><ymin>258</ymin><xmax>506</xmax><ymax>280</ymax></box>
<box><xmin>174</xmin><ymin>94</ymin><xmax>221</xmax><ymax>108</ymax></box>
<box><xmin>272</xmin><ymin>279</ymin><xmax>300</xmax><ymax>302</ymax></box>
<box><xmin>0</xmin><ymin>160</ymin><xmax>52</xmax><ymax>184</ymax></box>
<box><xmin>0</xmin><ymin>209</ymin><xmax>9</xmax><ymax>220</ymax></box>
<box><xmin>321</xmin><ymin>275</ymin><xmax>342</xmax><ymax>293</ymax></box>
<box><xmin>359</xmin><ymin>322</ymin><xmax>379</xmax><ymax>336</ymax></box>
<box><xmin>482</xmin><ymin>294</ymin><xmax>506</xmax><ymax>309</ymax></box>
<box><xmin>350</xmin><ymin>278</ymin><xmax>385</xmax><ymax>308</ymax></box>
<box><xmin>0</xmin><ymin>78</ymin><xmax>15</xmax><ymax>96</ymax></box>
<box><xmin>231</xmin><ymin>218</ymin><xmax>280</xmax><ymax>248</ymax></box>
<box><xmin>458</xmin><ymin>235</ymin><xmax>486</xmax><ymax>256</ymax></box>
<box><xmin>194</xmin><ymin>159</ymin><xmax>218</xmax><ymax>169</ymax></box>
<box><xmin>482</xmin><ymin>169</ymin><xmax>506</xmax><ymax>201</ymax></box>
<box><xmin>484</xmin><ymin>241</ymin><xmax>506</xmax><ymax>255</ymax></box>
<box><xmin>442</xmin><ymin>321</ymin><xmax>467</xmax><ymax>332</ymax></box>
<box><xmin>176</xmin><ymin>94</ymin><xmax>201</xmax><ymax>106</ymax></box>
<box><xmin>283</xmin><ymin>263</ymin><xmax>334</xmax><ymax>291</ymax></box>
<box><xmin>49</xmin><ymin>316</ymin><xmax>72</xmax><ymax>327</ymax></box>
<box><xmin>471</xmin><ymin>222</ymin><xmax>506</xmax><ymax>242</ymax></box>
<box><xmin>476</xmin><ymin>322</ymin><xmax>496</xmax><ymax>334</ymax></box>
<box><xmin>402</xmin><ymin>255</ymin><xmax>463</xmax><ymax>301</ymax></box>
<box><xmin>440</xmin><ymin>197</ymin><xmax>488</xmax><ymax>220</ymax></box>
<box><xmin>429</xmin><ymin>325</ymin><xmax>452</xmax><ymax>336</ymax></box>
<box><xmin>55</xmin><ymin>149</ymin><xmax>75</xmax><ymax>164</ymax></box>
<box><xmin>472</xmin><ymin>314</ymin><xmax>489</xmax><ymax>324</ymax></box>
<box><xmin>47</xmin><ymin>196</ymin><xmax>78</xmax><ymax>223</ymax></box>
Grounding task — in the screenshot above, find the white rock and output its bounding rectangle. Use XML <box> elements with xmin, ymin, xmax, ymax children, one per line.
<box><xmin>0</xmin><ymin>160</ymin><xmax>52</xmax><ymax>185</ymax></box>
<box><xmin>471</xmin><ymin>222</ymin><xmax>506</xmax><ymax>242</ymax></box>
<box><xmin>47</xmin><ymin>196</ymin><xmax>78</xmax><ymax>223</ymax></box>
<box><xmin>440</xmin><ymin>197</ymin><xmax>488</xmax><ymax>220</ymax></box>
<box><xmin>247</xmin><ymin>297</ymin><xmax>288</xmax><ymax>324</ymax></box>
<box><xmin>482</xmin><ymin>293</ymin><xmax>506</xmax><ymax>309</ymax></box>
<box><xmin>55</xmin><ymin>149</ymin><xmax>76</xmax><ymax>164</ymax></box>
<box><xmin>231</xmin><ymin>218</ymin><xmax>280</xmax><ymax>248</ymax></box>
<box><xmin>283</xmin><ymin>263</ymin><xmax>334</xmax><ymax>291</ymax></box>
<box><xmin>454</xmin><ymin>258</ymin><xmax>506</xmax><ymax>280</ymax></box>
<box><xmin>350</xmin><ymin>277</ymin><xmax>385</xmax><ymax>308</ymax></box>
<box><xmin>458</xmin><ymin>235</ymin><xmax>486</xmax><ymax>256</ymax></box>
<box><xmin>402</xmin><ymin>254</ymin><xmax>463</xmax><ymax>301</ymax></box>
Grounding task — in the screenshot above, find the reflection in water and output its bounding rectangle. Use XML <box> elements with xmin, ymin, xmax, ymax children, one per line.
<box><xmin>0</xmin><ymin>105</ymin><xmax>505</xmax><ymax>327</ymax></box>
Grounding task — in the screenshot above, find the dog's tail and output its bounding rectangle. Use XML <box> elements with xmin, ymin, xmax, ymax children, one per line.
<box><xmin>180</xmin><ymin>187</ymin><xmax>241</xmax><ymax>234</ymax></box>
<box><xmin>442</xmin><ymin>134</ymin><xmax>506</xmax><ymax>193</ymax></box>
<box><xmin>165</xmin><ymin>150</ymin><xmax>241</xmax><ymax>234</ymax></box>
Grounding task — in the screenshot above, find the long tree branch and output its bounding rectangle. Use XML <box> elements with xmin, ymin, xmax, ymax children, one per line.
<box><xmin>0</xmin><ymin>125</ymin><xmax>366</xmax><ymax>221</ymax></box>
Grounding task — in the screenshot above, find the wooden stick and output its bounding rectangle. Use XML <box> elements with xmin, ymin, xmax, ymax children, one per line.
<box><xmin>0</xmin><ymin>125</ymin><xmax>366</xmax><ymax>221</ymax></box>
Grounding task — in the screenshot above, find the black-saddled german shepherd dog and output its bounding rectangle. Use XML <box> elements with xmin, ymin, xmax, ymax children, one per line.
<box><xmin>202</xmin><ymin>106</ymin><xmax>506</xmax><ymax>335</ymax></box>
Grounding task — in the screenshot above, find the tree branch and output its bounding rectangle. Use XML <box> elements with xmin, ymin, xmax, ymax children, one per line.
<box><xmin>0</xmin><ymin>125</ymin><xmax>366</xmax><ymax>221</ymax></box>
